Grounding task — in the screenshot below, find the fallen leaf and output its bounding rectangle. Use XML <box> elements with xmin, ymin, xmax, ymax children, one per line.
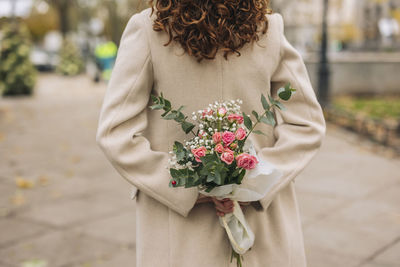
<box><xmin>0</xmin><ymin>132</ymin><xmax>5</xmax><ymax>142</ymax></box>
<box><xmin>0</xmin><ymin>207</ymin><xmax>11</xmax><ymax>218</ymax></box>
<box><xmin>60</xmin><ymin>143</ymin><xmax>70</xmax><ymax>151</ymax></box>
<box><xmin>70</xmin><ymin>155</ymin><xmax>81</xmax><ymax>164</ymax></box>
<box><xmin>15</xmin><ymin>176</ymin><xmax>34</xmax><ymax>189</ymax></box>
<box><xmin>10</xmin><ymin>191</ymin><xmax>26</xmax><ymax>206</ymax></box>
<box><xmin>37</xmin><ymin>175</ymin><xmax>49</xmax><ymax>186</ymax></box>
<box><xmin>50</xmin><ymin>190</ymin><xmax>62</xmax><ymax>199</ymax></box>
<box><xmin>64</xmin><ymin>169</ymin><xmax>75</xmax><ymax>178</ymax></box>
<box><xmin>13</xmin><ymin>146</ymin><xmax>24</xmax><ymax>154</ymax></box>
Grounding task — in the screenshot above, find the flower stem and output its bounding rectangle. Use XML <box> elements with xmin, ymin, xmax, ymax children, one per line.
<box><xmin>242</xmin><ymin>107</ymin><xmax>272</xmax><ymax>144</ymax></box>
<box><xmin>231</xmin><ymin>249</ymin><xmax>243</xmax><ymax>267</ymax></box>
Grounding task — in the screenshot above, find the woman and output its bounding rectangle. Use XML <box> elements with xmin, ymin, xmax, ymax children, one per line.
<box><xmin>96</xmin><ymin>0</ymin><xmax>326</xmax><ymax>266</ymax></box>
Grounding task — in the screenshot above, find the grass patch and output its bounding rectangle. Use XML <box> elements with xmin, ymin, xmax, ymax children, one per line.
<box><xmin>332</xmin><ymin>95</ymin><xmax>400</xmax><ymax>121</ymax></box>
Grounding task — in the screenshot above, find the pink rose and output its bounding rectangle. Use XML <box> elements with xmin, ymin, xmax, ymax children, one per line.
<box><xmin>221</xmin><ymin>150</ymin><xmax>235</xmax><ymax>165</ymax></box>
<box><xmin>191</xmin><ymin>146</ymin><xmax>207</xmax><ymax>162</ymax></box>
<box><xmin>236</xmin><ymin>153</ymin><xmax>259</xmax><ymax>170</ymax></box>
<box><xmin>215</xmin><ymin>143</ymin><xmax>225</xmax><ymax>154</ymax></box>
<box><xmin>228</xmin><ymin>114</ymin><xmax>244</xmax><ymax>124</ymax></box>
<box><xmin>212</xmin><ymin>132</ymin><xmax>222</xmax><ymax>144</ymax></box>
<box><xmin>235</xmin><ymin>128</ymin><xmax>247</xmax><ymax>140</ymax></box>
<box><xmin>222</xmin><ymin>131</ymin><xmax>235</xmax><ymax>145</ymax></box>
<box><xmin>217</xmin><ymin>107</ymin><xmax>227</xmax><ymax>116</ymax></box>
<box><xmin>223</xmin><ymin>147</ymin><xmax>234</xmax><ymax>153</ymax></box>
<box><xmin>202</xmin><ymin>109</ymin><xmax>214</xmax><ymax>118</ymax></box>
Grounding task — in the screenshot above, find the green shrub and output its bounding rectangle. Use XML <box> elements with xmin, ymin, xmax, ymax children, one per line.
<box><xmin>0</xmin><ymin>21</ymin><xmax>37</xmax><ymax>96</ymax></box>
<box><xmin>56</xmin><ymin>38</ymin><xmax>84</xmax><ymax>76</ymax></box>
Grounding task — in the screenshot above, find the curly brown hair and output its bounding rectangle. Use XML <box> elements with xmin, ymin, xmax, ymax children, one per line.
<box><xmin>148</xmin><ymin>0</ymin><xmax>272</xmax><ymax>62</ymax></box>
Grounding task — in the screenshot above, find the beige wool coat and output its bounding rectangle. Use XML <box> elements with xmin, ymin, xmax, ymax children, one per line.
<box><xmin>96</xmin><ymin>7</ymin><xmax>326</xmax><ymax>267</ymax></box>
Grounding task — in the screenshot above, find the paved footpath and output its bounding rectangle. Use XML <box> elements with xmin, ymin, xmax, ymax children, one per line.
<box><xmin>0</xmin><ymin>74</ymin><xmax>399</xmax><ymax>267</ymax></box>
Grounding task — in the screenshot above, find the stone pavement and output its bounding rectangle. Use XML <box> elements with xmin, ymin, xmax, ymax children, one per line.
<box><xmin>0</xmin><ymin>74</ymin><xmax>399</xmax><ymax>267</ymax></box>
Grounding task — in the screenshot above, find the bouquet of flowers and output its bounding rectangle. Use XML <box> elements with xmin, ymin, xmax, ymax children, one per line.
<box><xmin>150</xmin><ymin>83</ymin><xmax>296</xmax><ymax>267</ymax></box>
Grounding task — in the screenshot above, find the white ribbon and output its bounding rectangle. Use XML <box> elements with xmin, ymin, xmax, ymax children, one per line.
<box><xmin>199</xmin><ymin>140</ymin><xmax>283</xmax><ymax>254</ymax></box>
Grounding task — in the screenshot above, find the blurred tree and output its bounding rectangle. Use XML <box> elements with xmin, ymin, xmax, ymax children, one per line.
<box><xmin>99</xmin><ymin>0</ymin><xmax>146</xmax><ymax>45</ymax></box>
<box><xmin>56</xmin><ymin>38</ymin><xmax>85</xmax><ymax>75</ymax></box>
<box><xmin>45</xmin><ymin>0</ymin><xmax>77</xmax><ymax>36</ymax></box>
<box><xmin>24</xmin><ymin>4</ymin><xmax>59</xmax><ymax>42</ymax></box>
<box><xmin>0</xmin><ymin>21</ymin><xmax>37</xmax><ymax>96</ymax></box>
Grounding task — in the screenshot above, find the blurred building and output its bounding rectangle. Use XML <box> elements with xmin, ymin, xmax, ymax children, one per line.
<box><xmin>272</xmin><ymin>0</ymin><xmax>400</xmax><ymax>53</ymax></box>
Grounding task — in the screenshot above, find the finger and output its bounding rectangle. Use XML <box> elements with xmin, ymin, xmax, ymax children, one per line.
<box><xmin>211</xmin><ymin>198</ymin><xmax>226</xmax><ymax>210</ymax></box>
<box><xmin>216</xmin><ymin>198</ymin><xmax>234</xmax><ymax>209</ymax></box>
<box><xmin>215</xmin><ymin>202</ymin><xmax>234</xmax><ymax>213</ymax></box>
<box><xmin>215</xmin><ymin>205</ymin><xmax>234</xmax><ymax>214</ymax></box>
<box><xmin>216</xmin><ymin>211</ymin><xmax>225</xmax><ymax>217</ymax></box>
<box><xmin>223</xmin><ymin>199</ymin><xmax>234</xmax><ymax>207</ymax></box>
<box><xmin>212</xmin><ymin>198</ymin><xmax>234</xmax><ymax>213</ymax></box>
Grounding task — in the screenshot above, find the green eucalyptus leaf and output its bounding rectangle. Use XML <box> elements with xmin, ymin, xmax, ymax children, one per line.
<box><xmin>260</xmin><ymin>112</ymin><xmax>275</xmax><ymax>126</ymax></box>
<box><xmin>278</xmin><ymin>87</ymin><xmax>291</xmax><ymax>100</ymax></box>
<box><xmin>149</xmin><ymin>104</ymin><xmax>163</xmax><ymax>110</ymax></box>
<box><xmin>161</xmin><ymin>110</ymin><xmax>170</xmax><ymax>117</ymax></box>
<box><xmin>176</xmin><ymin>112</ymin><xmax>185</xmax><ymax>121</ymax></box>
<box><xmin>242</xmin><ymin>112</ymin><xmax>252</xmax><ymax>131</ymax></box>
<box><xmin>173</xmin><ymin>142</ymin><xmax>186</xmax><ymax>161</ymax></box>
<box><xmin>214</xmin><ymin>171</ymin><xmax>222</xmax><ymax>185</ymax></box>
<box><xmin>261</xmin><ymin>94</ymin><xmax>270</xmax><ymax>110</ymax></box>
<box><xmin>181</xmin><ymin>121</ymin><xmax>195</xmax><ymax>134</ymax></box>
<box><xmin>164</xmin><ymin>99</ymin><xmax>171</xmax><ymax>109</ymax></box>
<box><xmin>176</xmin><ymin>105</ymin><xmax>185</xmax><ymax>112</ymax></box>
<box><xmin>231</xmin><ymin>168</ymin><xmax>240</xmax><ymax>177</ymax></box>
<box><xmin>185</xmin><ymin>176</ymin><xmax>195</xmax><ymax>188</ymax></box>
<box><xmin>206</xmin><ymin>174</ymin><xmax>215</xmax><ymax>182</ymax></box>
<box><xmin>201</xmin><ymin>153</ymin><xmax>218</xmax><ymax>164</ymax></box>
<box><xmin>178</xmin><ymin>177</ymin><xmax>186</xmax><ymax>186</ymax></box>
<box><xmin>274</xmin><ymin>101</ymin><xmax>286</xmax><ymax>111</ymax></box>
<box><xmin>268</xmin><ymin>94</ymin><xmax>275</xmax><ymax>105</ymax></box>
<box><xmin>170</xmin><ymin>168</ymin><xmax>180</xmax><ymax>179</ymax></box>
<box><xmin>237</xmin><ymin>169</ymin><xmax>246</xmax><ymax>184</ymax></box>
<box><xmin>164</xmin><ymin>112</ymin><xmax>177</xmax><ymax>120</ymax></box>
<box><xmin>252</xmin><ymin>110</ymin><xmax>259</xmax><ymax>120</ymax></box>
<box><xmin>174</xmin><ymin>141</ymin><xmax>184</xmax><ymax>151</ymax></box>
<box><xmin>193</xmin><ymin>172</ymin><xmax>200</xmax><ymax>182</ymax></box>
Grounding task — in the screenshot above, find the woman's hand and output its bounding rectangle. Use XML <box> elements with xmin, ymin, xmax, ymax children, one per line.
<box><xmin>195</xmin><ymin>193</ymin><xmax>213</xmax><ymax>204</ymax></box>
<box><xmin>212</xmin><ymin>198</ymin><xmax>252</xmax><ymax>217</ymax></box>
<box><xmin>212</xmin><ymin>197</ymin><xmax>234</xmax><ymax>217</ymax></box>
<box><xmin>196</xmin><ymin>194</ymin><xmax>253</xmax><ymax>217</ymax></box>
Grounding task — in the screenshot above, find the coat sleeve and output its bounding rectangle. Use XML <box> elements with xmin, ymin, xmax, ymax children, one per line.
<box><xmin>256</xmin><ymin>13</ymin><xmax>327</xmax><ymax>211</ymax></box>
<box><xmin>95</xmin><ymin>13</ymin><xmax>199</xmax><ymax>217</ymax></box>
